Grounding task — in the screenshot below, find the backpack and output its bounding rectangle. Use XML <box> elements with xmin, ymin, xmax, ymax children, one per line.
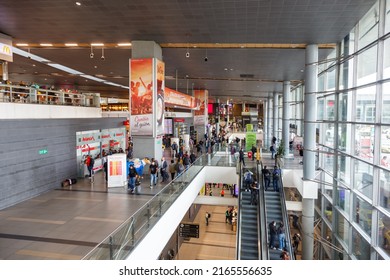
<box><xmin>270</xmin><ymin>145</ymin><xmax>275</xmax><ymax>152</ymax></box>
<box><xmin>177</xmin><ymin>163</ymin><xmax>184</xmax><ymax>172</ymax></box>
<box><xmin>183</xmin><ymin>156</ymin><xmax>189</xmax><ymax>165</ymax></box>
<box><xmin>89</xmin><ymin>157</ymin><xmax>95</xmax><ymax>167</ymax></box>
<box><xmin>244</xmin><ymin>172</ymin><xmax>252</xmax><ymax>181</ymax></box>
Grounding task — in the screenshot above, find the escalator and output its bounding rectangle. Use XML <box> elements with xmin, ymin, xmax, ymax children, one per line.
<box><xmin>260</xmin><ymin>163</ymin><xmax>294</xmax><ymax>260</ymax></box>
<box><xmin>236</xmin><ymin>165</ymin><xmax>260</xmax><ymax>260</ymax></box>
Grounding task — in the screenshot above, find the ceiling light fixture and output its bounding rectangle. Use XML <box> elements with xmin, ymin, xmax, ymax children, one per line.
<box><xmin>65</xmin><ymin>43</ymin><xmax>78</xmax><ymax>47</ymax></box>
<box><xmin>90</xmin><ymin>45</ymin><xmax>94</xmax><ymax>58</ymax></box>
<box><xmin>75</xmin><ymin>2</ymin><xmax>81</xmax><ymax>6</ymax></box>
<box><xmin>204</xmin><ymin>49</ymin><xmax>208</xmax><ymax>62</ymax></box>
<box><xmin>40</xmin><ymin>43</ymin><xmax>53</xmax><ymax>47</ymax></box>
<box><xmin>16</xmin><ymin>43</ymin><xmax>28</xmax><ymax>46</ymax></box>
<box><xmin>101</xmin><ymin>47</ymin><xmax>105</xmax><ymax>60</ymax></box>
<box><xmin>117</xmin><ymin>43</ymin><xmax>132</xmax><ymax>47</ymax></box>
<box><xmin>91</xmin><ymin>43</ymin><xmax>104</xmax><ymax>46</ymax></box>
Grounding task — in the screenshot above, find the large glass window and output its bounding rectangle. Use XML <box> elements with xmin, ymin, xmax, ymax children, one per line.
<box><xmin>386</xmin><ymin>0</ymin><xmax>390</xmax><ymax>34</ymax></box>
<box><xmin>352</xmin><ymin>228</ymin><xmax>371</xmax><ymax>259</ymax></box>
<box><xmin>338</xmin><ymin>155</ymin><xmax>351</xmax><ymax>185</ymax></box>
<box><xmin>325</xmin><ymin>95</ymin><xmax>335</xmax><ymax>121</ymax></box>
<box><xmin>378</xmin><ymin>211</ymin><xmax>390</xmax><ymax>257</ymax></box>
<box><xmin>355</xmin><ymin>125</ymin><xmax>375</xmax><ymax>164</ymax></box>
<box><xmin>356</xmin><ymin>86</ymin><xmax>376</xmax><ymax>123</ymax></box>
<box><xmin>384</xmin><ymin>39</ymin><xmax>390</xmax><ymax>79</ymax></box>
<box><xmin>354</xmin><ymin>158</ymin><xmax>374</xmax><ymax>199</ymax></box>
<box><xmin>353</xmin><ymin>194</ymin><xmax>373</xmax><ymax>235</ymax></box>
<box><xmin>324</xmin><ymin>198</ymin><xmax>333</xmax><ymax>223</ymax></box>
<box><xmin>357</xmin><ymin>46</ymin><xmax>378</xmax><ymax>86</ymax></box>
<box><xmin>336</xmin><ymin>211</ymin><xmax>349</xmax><ymax>246</ymax></box>
<box><xmin>379</xmin><ymin>169</ymin><xmax>390</xmax><ymax>211</ymax></box>
<box><xmin>382</xmin><ymin>82</ymin><xmax>390</xmax><ymax>123</ymax></box>
<box><xmin>358</xmin><ymin>2</ymin><xmax>379</xmax><ymax>49</ymax></box>
<box><xmin>336</xmin><ymin>187</ymin><xmax>350</xmax><ymax>215</ymax></box>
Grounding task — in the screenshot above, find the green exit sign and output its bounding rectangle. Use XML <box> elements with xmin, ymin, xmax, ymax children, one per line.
<box><xmin>39</xmin><ymin>149</ymin><xmax>48</xmax><ymax>155</ymax></box>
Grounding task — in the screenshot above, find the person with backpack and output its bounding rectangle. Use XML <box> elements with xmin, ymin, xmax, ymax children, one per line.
<box><xmin>273</xmin><ymin>165</ymin><xmax>281</xmax><ymax>192</ymax></box>
<box><xmin>85</xmin><ymin>155</ymin><xmax>94</xmax><ymax>178</ymax></box>
<box><xmin>243</xmin><ymin>169</ymin><xmax>253</xmax><ymax>191</ymax></box>
<box><xmin>171</xmin><ymin>141</ymin><xmax>178</xmax><ymax>158</ymax></box>
<box><xmin>251</xmin><ymin>144</ymin><xmax>257</xmax><ymax>161</ymax></box>
<box><xmin>160</xmin><ymin>157</ymin><xmax>168</xmax><ymax>183</ymax></box>
<box><xmin>270</xmin><ymin>143</ymin><xmax>276</xmax><ymax>159</ymax></box>
<box><xmin>176</xmin><ymin>158</ymin><xmax>185</xmax><ymax>176</ymax></box>
<box><xmin>239</xmin><ymin>147</ymin><xmax>245</xmax><ymax>166</ymax></box>
<box><xmin>168</xmin><ymin>159</ymin><xmax>176</xmax><ymax>180</ymax></box>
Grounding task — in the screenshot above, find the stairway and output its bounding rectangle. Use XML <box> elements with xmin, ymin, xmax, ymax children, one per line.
<box><xmin>264</xmin><ymin>190</ymin><xmax>282</xmax><ymax>260</ymax></box>
<box><xmin>239</xmin><ymin>191</ymin><xmax>259</xmax><ymax>259</ymax></box>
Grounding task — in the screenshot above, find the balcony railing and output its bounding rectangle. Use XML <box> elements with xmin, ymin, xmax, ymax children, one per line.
<box><xmin>0</xmin><ymin>84</ymin><xmax>100</xmax><ymax>107</ymax></box>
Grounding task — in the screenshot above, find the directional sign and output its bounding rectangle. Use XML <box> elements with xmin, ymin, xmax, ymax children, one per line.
<box><xmin>179</xmin><ymin>223</ymin><xmax>199</xmax><ymax>238</ymax></box>
<box><xmin>38</xmin><ymin>149</ymin><xmax>48</xmax><ymax>155</ymax></box>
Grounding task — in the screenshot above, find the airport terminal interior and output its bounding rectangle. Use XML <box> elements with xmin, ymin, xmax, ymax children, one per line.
<box><xmin>0</xmin><ymin>0</ymin><xmax>389</xmax><ymax>260</ymax></box>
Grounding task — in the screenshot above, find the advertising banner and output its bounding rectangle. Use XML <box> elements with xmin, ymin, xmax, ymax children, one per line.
<box><xmin>155</xmin><ymin>59</ymin><xmax>165</xmax><ymax>136</ymax></box>
<box><xmin>165</xmin><ymin>88</ymin><xmax>200</xmax><ymax>109</ymax></box>
<box><xmin>130</xmin><ymin>58</ymin><xmax>153</xmax><ymax>136</ymax></box>
<box><xmin>245</xmin><ymin>131</ymin><xmax>257</xmax><ymax>151</ymax></box>
<box><xmin>194</xmin><ymin>90</ymin><xmax>208</xmax><ymax>126</ymax></box>
<box><xmin>107</xmin><ymin>154</ymin><xmax>127</xmax><ymax>188</ymax></box>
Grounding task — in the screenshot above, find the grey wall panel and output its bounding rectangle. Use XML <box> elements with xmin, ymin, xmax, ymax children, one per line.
<box><xmin>0</xmin><ymin>118</ymin><xmax>126</xmax><ymax>210</ymax></box>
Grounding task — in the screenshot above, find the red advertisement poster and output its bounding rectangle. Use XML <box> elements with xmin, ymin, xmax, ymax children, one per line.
<box><xmin>109</xmin><ymin>161</ymin><xmax>122</xmax><ymax>176</ymax></box>
<box><xmin>194</xmin><ymin>90</ymin><xmax>208</xmax><ymax>126</ymax></box>
<box><xmin>130</xmin><ymin>58</ymin><xmax>153</xmax><ymax>135</ymax></box>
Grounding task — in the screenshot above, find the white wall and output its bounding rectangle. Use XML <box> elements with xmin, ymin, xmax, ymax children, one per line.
<box><xmin>0</xmin><ymin>103</ymin><xmax>102</xmax><ymax>119</ymax></box>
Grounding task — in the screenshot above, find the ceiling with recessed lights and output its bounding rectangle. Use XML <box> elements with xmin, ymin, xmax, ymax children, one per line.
<box><xmin>0</xmin><ymin>0</ymin><xmax>377</xmax><ymax>102</ymax></box>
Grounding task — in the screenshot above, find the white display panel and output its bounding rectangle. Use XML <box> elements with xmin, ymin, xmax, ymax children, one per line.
<box><xmin>107</xmin><ymin>154</ymin><xmax>127</xmax><ymax>188</ymax></box>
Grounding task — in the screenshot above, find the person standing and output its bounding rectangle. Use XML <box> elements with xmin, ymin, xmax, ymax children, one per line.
<box><xmin>160</xmin><ymin>157</ymin><xmax>168</xmax><ymax>182</ymax></box>
<box><xmin>239</xmin><ymin>147</ymin><xmax>245</xmax><ymax>166</ymax></box>
<box><xmin>86</xmin><ymin>155</ymin><xmax>94</xmax><ymax>178</ymax></box>
<box><xmin>149</xmin><ymin>161</ymin><xmax>157</xmax><ymax>188</ymax></box>
<box><xmin>273</xmin><ymin>165</ymin><xmax>281</xmax><ymax>192</ymax></box>
<box><xmin>251</xmin><ymin>145</ymin><xmax>257</xmax><ymax>161</ymax></box>
<box><xmin>277</xmin><ymin>221</ymin><xmax>286</xmax><ymax>251</ymax></box>
<box><xmin>262</xmin><ymin>165</ymin><xmax>271</xmax><ymax>191</ymax></box>
<box><xmin>168</xmin><ymin>159</ymin><xmax>176</xmax><ymax>180</ymax></box>
<box><xmin>269</xmin><ymin>221</ymin><xmax>278</xmax><ymax>250</ymax></box>
<box><xmin>171</xmin><ymin>141</ymin><xmax>178</xmax><ymax>158</ymax></box>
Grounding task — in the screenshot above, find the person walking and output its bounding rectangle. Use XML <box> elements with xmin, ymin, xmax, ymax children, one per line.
<box><xmin>149</xmin><ymin>161</ymin><xmax>157</xmax><ymax>188</ymax></box>
<box><xmin>251</xmin><ymin>145</ymin><xmax>257</xmax><ymax>161</ymax></box>
<box><xmin>269</xmin><ymin>221</ymin><xmax>278</xmax><ymax>250</ymax></box>
<box><xmin>128</xmin><ymin>164</ymin><xmax>138</xmax><ymax>193</ymax></box>
<box><xmin>205</xmin><ymin>211</ymin><xmax>211</xmax><ymax>226</ymax></box>
<box><xmin>243</xmin><ymin>169</ymin><xmax>253</xmax><ymax>192</ymax></box>
<box><xmin>277</xmin><ymin>221</ymin><xmax>286</xmax><ymax>251</ymax></box>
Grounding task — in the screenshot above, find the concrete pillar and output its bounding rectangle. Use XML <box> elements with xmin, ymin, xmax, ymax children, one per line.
<box><xmin>282</xmin><ymin>81</ymin><xmax>291</xmax><ymax>157</ymax></box>
<box><xmin>273</xmin><ymin>93</ymin><xmax>278</xmax><ymax>142</ymax></box>
<box><xmin>131</xmin><ymin>41</ymin><xmax>163</xmax><ymax>162</ymax></box>
<box><xmin>302</xmin><ymin>44</ymin><xmax>318</xmax><ymax>260</ymax></box>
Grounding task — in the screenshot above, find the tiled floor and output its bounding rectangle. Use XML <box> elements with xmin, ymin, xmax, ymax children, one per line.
<box><xmin>178</xmin><ymin>205</ymin><xmax>237</xmax><ymax>260</ymax></box>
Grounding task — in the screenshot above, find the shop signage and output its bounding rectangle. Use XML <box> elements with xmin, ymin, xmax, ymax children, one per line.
<box><xmin>0</xmin><ymin>43</ymin><xmax>13</xmax><ymax>62</ymax></box>
<box><xmin>38</xmin><ymin>149</ymin><xmax>48</xmax><ymax>155</ymax></box>
<box><xmin>179</xmin><ymin>223</ymin><xmax>199</xmax><ymax>238</ymax></box>
<box><xmin>165</xmin><ymin>87</ymin><xmax>200</xmax><ymax>110</ymax></box>
<box><xmin>174</xmin><ymin>118</ymin><xmax>185</xmax><ymax>123</ymax></box>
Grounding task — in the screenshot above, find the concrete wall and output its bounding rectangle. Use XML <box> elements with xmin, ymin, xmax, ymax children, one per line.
<box><xmin>0</xmin><ymin>118</ymin><xmax>126</xmax><ymax>210</ymax></box>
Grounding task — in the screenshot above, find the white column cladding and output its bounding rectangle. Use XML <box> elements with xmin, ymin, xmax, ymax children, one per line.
<box><xmin>282</xmin><ymin>81</ymin><xmax>291</xmax><ymax>157</ymax></box>
<box><xmin>273</xmin><ymin>93</ymin><xmax>279</xmax><ymax>142</ymax></box>
<box><xmin>302</xmin><ymin>44</ymin><xmax>318</xmax><ymax>260</ymax></box>
<box><xmin>267</xmin><ymin>93</ymin><xmax>272</xmax><ymax>148</ymax></box>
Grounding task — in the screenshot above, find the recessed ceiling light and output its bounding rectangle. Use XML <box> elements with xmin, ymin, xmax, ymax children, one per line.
<box><xmin>224</xmin><ymin>68</ymin><xmax>228</xmax><ymax>71</ymax></box>
<box><xmin>40</xmin><ymin>43</ymin><xmax>53</xmax><ymax>47</ymax></box>
<box><xmin>65</xmin><ymin>43</ymin><xmax>78</xmax><ymax>47</ymax></box>
<box><xmin>117</xmin><ymin>43</ymin><xmax>132</xmax><ymax>46</ymax></box>
<box><xmin>32</xmin><ymin>64</ymin><xmax>36</xmax><ymax>67</ymax></box>
<box><xmin>16</xmin><ymin>43</ymin><xmax>29</xmax><ymax>46</ymax></box>
<box><xmin>91</xmin><ymin>43</ymin><xmax>104</xmax><ymax>46</ymax></box>
<box><xmin>75</xmin><ymin>2</ymin><xmax>81</xmax><ymax>6</ymax></box>
<box><xmin>94</xmin><ymin>65</ymin><xmax>97</xmax><ymax>68</ymax></box>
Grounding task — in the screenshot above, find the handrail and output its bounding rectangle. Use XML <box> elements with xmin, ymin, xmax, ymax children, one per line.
<box><xmin>258</xmin><ymin>161</ymin><xmax>269</xmax><ymax>260</ymax></box>
<box><xmin>0</xmin><ymin>83</ymin><xmax>100</xmax><ymax>107</ymax></box>
<box><xmin>235</xmin><ymin>161</ymin><xmax>243</xmax><ymax>259</ymax></box>
<box><xmin>278</xmin><ymin>168</ymin><xmax>295</xmax><ymax>260</ymax></box>
<box><xmin>82</xmin><ymin>148</ymin><xmax>231</xmax><ymax>260</ymax></box>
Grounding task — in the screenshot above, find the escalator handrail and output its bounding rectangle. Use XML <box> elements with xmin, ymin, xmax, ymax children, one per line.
<box><xmin>235</xmin><ymin>161</ymin><xmax>243</xmax><ymax>259</ymax></box>
<box><xmin>277</xmin><ymin>168</ymin><xmax>295</xmax><ymax>260</ymax></box>
<box><xmin>257</xmin><ymin>161</ymin><xmax>269</xmax><ymax>260</ymax></box>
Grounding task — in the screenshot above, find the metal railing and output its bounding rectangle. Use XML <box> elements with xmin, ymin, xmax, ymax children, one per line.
<box><xmin>0</xmin><ymin>84</ymin><xmax>100</xmax><ymax>107</ymax></box>
<box><xmin>82</xmin><ymin>149</ymin><xmax>231</xmax><ymax>260</ymax></box>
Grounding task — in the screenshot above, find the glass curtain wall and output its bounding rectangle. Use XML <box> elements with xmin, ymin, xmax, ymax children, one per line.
<box><xmin>315</xmin><ymin>0</ymin><xmax>390</xmax><ymax>260</ymax></box>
